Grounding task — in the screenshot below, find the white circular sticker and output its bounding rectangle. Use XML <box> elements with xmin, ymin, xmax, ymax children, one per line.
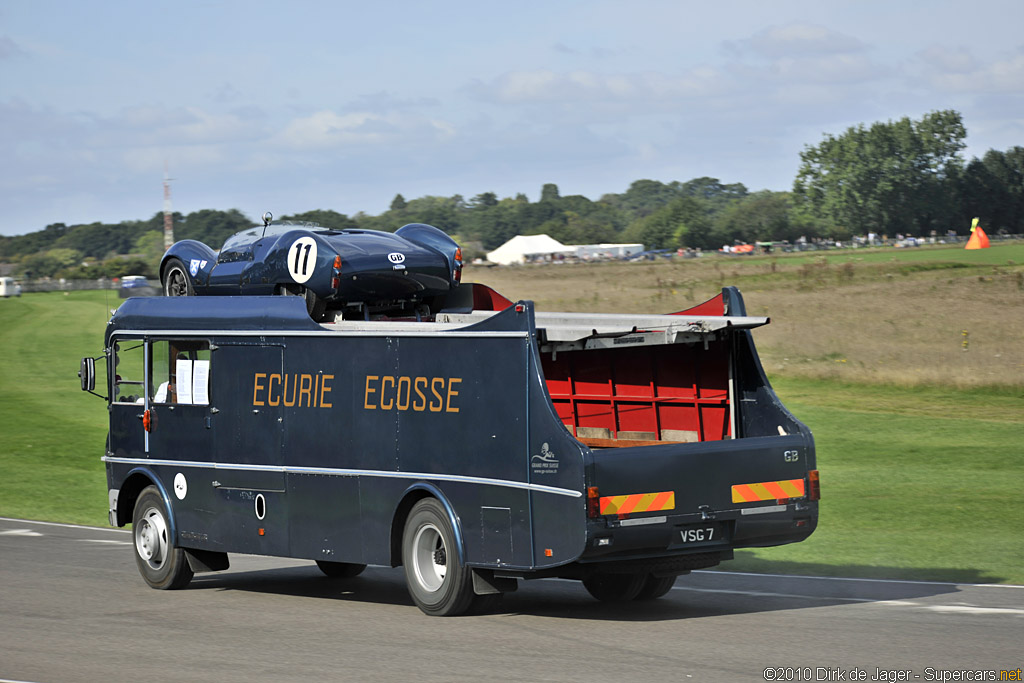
<box><xmin>173</xmin><ymin>473</ymin><xmax>188</xmax><ymax>500</ymax></box>
<box><xmin>287</xmin><ymin>236</ymin><xmax>318</xmax><ymax>284</ymax></box>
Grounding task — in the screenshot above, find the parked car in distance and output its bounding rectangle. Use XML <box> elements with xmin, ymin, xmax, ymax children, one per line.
<box><xmin>0</xmin><ymin>277</ymin><xmax>22</xmax><ymax>297</ymax></box>
<box><xmin>118</xmin><ymin>275</ymin><xmax>159</xmax><ymax>299</ymax></box>
<box><xmin>120</xmin><ymin>275</ymin><xmax>152</xmax><ymax>289</ymax></box>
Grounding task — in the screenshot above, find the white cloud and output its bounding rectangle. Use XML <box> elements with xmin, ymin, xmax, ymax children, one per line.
<box><xmin>768</xmin><ymin>53</ymin><xmax>885</xmax><ymax>85</ymax></box>
<box><xmin>83</xmin><ymin>106</ymin><xmax>269</xmax><ymax>149</ymax></box>
<box><xmin>274</xmin><ymin>110</ymin><xmax>455</xmax><ymax>150</ymax></box>
<box><xmin>916</xmin><ymin>45</ymin><xmax>977</xmax><ymax>74</ymax></box>
<box><xmin>0</xmin><ymin>35</ymin><xmax>25</xmax><ymax>60</ymax></box>
<box><xmin>742</xmin><ymin>23</ymin><xmax>866</xmax><ymax>59</ymax></box>
<box><xmin>466</xmin><ymin>67</ymin><xmax>730</xmax><ymax>105</ymax></box>
<box><xmin>915</xmin><ymin>46</ymin><xmax>1024</xmax><ymax>94</ymax></box>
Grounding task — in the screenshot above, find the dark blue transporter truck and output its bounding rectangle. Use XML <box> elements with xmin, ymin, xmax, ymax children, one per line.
<box><xmin>81</xmin><ymin>284</ymin><xmax>818</xmax><ymax>616</ymax></box>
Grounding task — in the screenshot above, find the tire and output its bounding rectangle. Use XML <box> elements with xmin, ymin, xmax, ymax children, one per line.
<box><xmin>304</xmin><ymin>287</ymin><xmax>326</xmax><ymax>321</ymax></box>
<box><xmin>162</xmin><ymin>258</ymin><xmax>194</xmax><ymax>297</ymax></box>
<box><xmin>315</xmin><ymin>560</ymin><xmax>366</xmax><ymax>579</ymax></box>
<box><xmin>634</xmin><ymin>574</ymin><xmax>676</xmax><ymax>600</ymax></box>
<box><xmin>582</xmin><ymin>572</ymin><xmax>646</xmax><ymax>602</ymax></box>
<box><xmin>402</xmin><ymin>498</ymin><xmax>474</xmax><ymax>617</ymax></box>
<box><xmin>277</xmin><ymin>285</ymin><xmax>326</xmax><ymax>321</ymax></box>
<box><xmin>132</xmin><ymin>485</ymin><xmax>193</xmax><ymax>590</ymax></box>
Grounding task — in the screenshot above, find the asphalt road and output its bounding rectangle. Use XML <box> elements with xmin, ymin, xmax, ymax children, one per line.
<box><xmin>1</xmin><ymin>517</ymin><xmax>1021</xmax><ymax>683</ymax></box>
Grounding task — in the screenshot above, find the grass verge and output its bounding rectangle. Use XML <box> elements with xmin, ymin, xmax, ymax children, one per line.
<box><xmin>723</xmin><ymin>377</ymin><xmax>1024</xmax><ymax>584</ymax></box>
<box><xmin>0</xmin><ymin>291</ymin><xmax>112</xmax><ymax>525</ymax></box>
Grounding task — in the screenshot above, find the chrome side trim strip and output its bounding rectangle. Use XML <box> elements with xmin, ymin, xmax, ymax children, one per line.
<box><xmin>102</xmin><ymin>456</ymin><xmax>582</xmax><ymax>498</ymax></box>
<box><xmin>740</xmin><ymin>504</ymin><xmax>787</xmax><ymax>515</ymax></box>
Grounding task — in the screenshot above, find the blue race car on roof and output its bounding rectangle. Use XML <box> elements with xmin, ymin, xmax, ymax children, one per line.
<box><xmin>160</xmin><ymin>212</ymin><xmax>463</xmax><ymax>320</ymax></box>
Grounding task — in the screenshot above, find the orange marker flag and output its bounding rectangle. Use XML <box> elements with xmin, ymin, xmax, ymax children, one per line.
<box><xmin>965</xmin><ymin>217</ymin><xmax>990</xmax><ymax>249</ymax></box>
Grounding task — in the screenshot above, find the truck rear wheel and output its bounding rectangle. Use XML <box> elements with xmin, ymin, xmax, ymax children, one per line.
<box><xmin>402</xmin><ymin>498</ymin><xmax>474</xmax><ymax>616</ymax></box>
<box><xmin>132</xmin><ymin>485</ymin><xmax>193</xmax><ymax>590</ymax></box>
<box><xmin>634</xmin><ymin>574</ymin><xmax>676</xmax><ymax>600</ymax></box>
<box><xmin>582</xmin><ymin>572</ymin><xmax>646</xmax><ymax>602</ymax></box>
<box><xmin>315</xmin><ymin>560</ymin><xmax>366</xmax><ymax>578</ymax></box>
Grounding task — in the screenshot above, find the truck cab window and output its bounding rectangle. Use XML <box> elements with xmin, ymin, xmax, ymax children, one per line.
<box><xmin>151</xmin><ymin>340</ymin><xmax>211</xmax><ymax>405</ymax></box>
<box><xmin>112</xmin><ymin>342</ymin><xmax>146</xmax><ymax>404</ymax></box>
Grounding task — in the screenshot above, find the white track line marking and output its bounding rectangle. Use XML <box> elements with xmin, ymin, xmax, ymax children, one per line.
<box><xmin>78</xmin><ymin>539</ymin><xmax>132</xmax><ymax>545</ymax></box>
<box><xmin>0</xmin><ymin>517</ymin><xmax>128</xmax><ymax>533</ymax></box>
<box><xmin>695</xmin><ymin>570</ymin><xmax>1024</xmax><ymax>589</ymax></box>
<box><xmin>3</xmin><ymin>517</ymin><xmax>1021</xmax><ymax>593</ymax></box>
<box><xmin>671</xmin><ymin>586</ymin><xmax>1024</xmax><ymax>616</ymax></box>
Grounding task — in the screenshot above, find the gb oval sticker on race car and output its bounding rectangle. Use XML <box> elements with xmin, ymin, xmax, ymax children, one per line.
<box><xmin>287</xmin><ymin>237</ymin><xmax>318</xmax><ymax>284</ymax></box>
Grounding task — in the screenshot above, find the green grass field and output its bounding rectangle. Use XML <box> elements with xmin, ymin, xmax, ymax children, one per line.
<box><xmin>1</xmin><ymin>283</ymin><xmax>1022</xmax><ymax>583</ymax></box>
<box><xmin>727</xmin><ymin>377</ymin><xmax>1024</xmax><ymax>583</ymax></box>
<box><xmin>0</xmin><ymin>291</ymin><xmax>112</xmax><ymax>524</ymax></box>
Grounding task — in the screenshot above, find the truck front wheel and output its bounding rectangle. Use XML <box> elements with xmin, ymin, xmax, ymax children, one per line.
<box><xmin>582</xmin><ymin>572</ymin><xmax>646</xmax><ymax>602</ymax></box>
<box><xmin>402</xmin><ymin>498</ymin><xmax>474</xmax><ymax>616</ymax></box>
<box><xmin>132</xmin><ymin>485</ymin><xmax>193</xmax><ymax>590</ymax></box>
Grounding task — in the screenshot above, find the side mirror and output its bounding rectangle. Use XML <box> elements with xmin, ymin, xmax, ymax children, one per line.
<box><xmin>79</xmin><ymin>356</ymin><xmax>107</xmax><ymax>399</ymax></box>
<box><xmin>79</xmin><ymin>357</ymin><xmax>96</xmax><ymax>392</ymax></box>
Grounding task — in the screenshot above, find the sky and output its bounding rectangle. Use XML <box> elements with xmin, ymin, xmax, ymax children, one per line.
<box><xmin>1</xmin><ymin>0</ymin><xmax>1022</xmax><ymax>237</ymax></box>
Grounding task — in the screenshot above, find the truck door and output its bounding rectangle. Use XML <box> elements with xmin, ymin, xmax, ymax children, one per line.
<box><xmin>109</xmin><ymin>338</ymin><xmax>148</xmax><ymax>459</ymax></box>
<box><xmin>207</xmin><ymin>342</ymin><xmax>289</xmax><ymax>556</ymax></box>
<box><xmin>145</xmin><ymin>339</ymin><xmax>215</xmax><ymax>464</ymax></box>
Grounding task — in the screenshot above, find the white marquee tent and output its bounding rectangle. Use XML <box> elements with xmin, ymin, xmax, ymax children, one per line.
<box><xmin>486</xmin><ymin>235</ymin><xmax>647</xmax><ymax>265</ymax></box>
<box><xmin>485</xmin><ymin>234</ymin><xmax>575</xmax><ymax>265</ymax></box>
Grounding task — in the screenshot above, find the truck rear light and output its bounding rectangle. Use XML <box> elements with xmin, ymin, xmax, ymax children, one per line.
<box><xmin>808</xmin><ymin>470</ymin><xmax>820</xmax><ymax>501</ymax></box>
<box><xmin>587</xmin><ymin>486</ymin><xmax>600</xmax><ymax>518</ymax></box>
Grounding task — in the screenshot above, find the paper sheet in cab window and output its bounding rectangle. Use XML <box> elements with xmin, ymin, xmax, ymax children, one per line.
<box><xmin>192</xmin><ymin>360</ymin><xmax>210</xmax><ymax>405</ymax></box>
<box><xmin>176</xmin><ymin>359</ymin><xmax>193</xmax><ymax>404</ymax></box>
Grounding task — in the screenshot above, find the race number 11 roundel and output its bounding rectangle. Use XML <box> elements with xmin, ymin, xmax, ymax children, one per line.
<box><xmin>287</xmin><ymin>236</ymin><xmax>318</xmax><ymax>284</ymax></box>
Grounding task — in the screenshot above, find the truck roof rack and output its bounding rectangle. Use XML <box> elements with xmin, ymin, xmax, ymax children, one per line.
<box><xmin>437</xmin><ymin>310</ymin><xmax>769</xmax><ymax>349</ymax></box>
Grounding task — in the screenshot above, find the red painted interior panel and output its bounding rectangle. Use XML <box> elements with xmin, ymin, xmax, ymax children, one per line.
<box><xmin>671</xmin><ymin>292</ymin><xmax>725</xmax><ymax>316</ymax></box>
<box><xmin>540</xmin><ymin>339</ymin><xmax>732</xmax><ymax>447</ymax></box>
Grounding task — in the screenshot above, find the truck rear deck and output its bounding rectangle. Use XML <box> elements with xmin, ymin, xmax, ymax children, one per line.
<box><xmin>432</xmin><ymin>284</ymin><xmax>818</xmax><ymax>575</ymax></box>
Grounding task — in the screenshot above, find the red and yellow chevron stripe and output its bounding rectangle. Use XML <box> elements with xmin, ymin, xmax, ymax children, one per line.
<box><xmin>731</xmin><ymin>478</ymin><xmax>805</xmax><ymax>503</ymax></box>
<box><xmin>599</xmin><ymin>490</ymin><xmax>675</xmax><ymax>515</ymax></box>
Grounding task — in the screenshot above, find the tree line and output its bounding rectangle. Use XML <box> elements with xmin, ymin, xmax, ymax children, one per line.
<box><xmin>2</xmin><ymin>110</ymin><xmax>1021</xmax><ymax>280</ymax></box>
